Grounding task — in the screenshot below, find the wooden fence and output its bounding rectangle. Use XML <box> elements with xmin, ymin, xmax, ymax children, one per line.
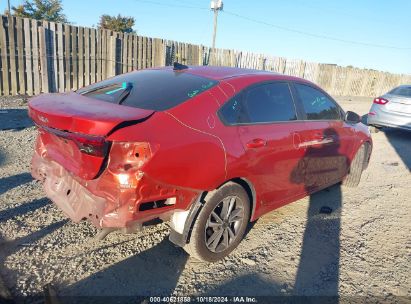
<box><xmin>0</xmin><ymin>15</ymin><xmax>410</xmax><ymax>97</ymax></box>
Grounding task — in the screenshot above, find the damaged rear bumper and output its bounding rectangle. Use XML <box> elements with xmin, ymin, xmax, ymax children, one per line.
<box><xmin>31</xmin><ymin>137</ymin><xmax>200</xmax><ymax>229</ymax></box>
<box><xmin>32</xmin><ymin>151</ymin><xmax>108</xmax><ymax>227</ymax></box>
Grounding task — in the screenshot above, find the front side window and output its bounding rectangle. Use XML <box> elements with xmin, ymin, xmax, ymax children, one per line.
<box><xmin>294</xmin><ymin>83</ymin><xmax>341</xmax><ymax>120</ymax></box>
<box><xmin>219</xmin><ymin>82</ymin><xmax>297</xmax><ymax>124</ymax></box>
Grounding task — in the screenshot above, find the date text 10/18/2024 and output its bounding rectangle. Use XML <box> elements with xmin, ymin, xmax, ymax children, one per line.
<box><xmin>149</xmin><ymin>296</ymin><xmax>258</xmax><ymax>303</ymax></box>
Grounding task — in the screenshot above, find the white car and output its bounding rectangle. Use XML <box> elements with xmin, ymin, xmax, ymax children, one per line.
<box><xmin>368</xmin><ymin>85</ymin><xmax>411</xmax><ymax>132</ymax></box>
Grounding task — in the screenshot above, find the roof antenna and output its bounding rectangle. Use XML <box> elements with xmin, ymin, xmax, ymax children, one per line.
<box><xmin>173</xmin><ymin>62</ymin><xmax>189</xmax><ymax>71</ymax></box>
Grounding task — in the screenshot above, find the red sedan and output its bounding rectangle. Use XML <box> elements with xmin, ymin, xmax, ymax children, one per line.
<box><xmin>29</xmin><ymin>65</ymin><xmax>372</xmax><ymax>262</ymax></box>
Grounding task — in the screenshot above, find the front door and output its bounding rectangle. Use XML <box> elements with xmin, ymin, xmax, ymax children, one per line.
<box><xmin>292</xmin><ymin>83</ymin><xmax>351</xmax><ymax>192</ymax></box>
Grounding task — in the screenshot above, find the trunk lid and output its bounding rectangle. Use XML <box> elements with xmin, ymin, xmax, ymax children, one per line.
<box><xmin>384</xmin><ymin>94</ymin><xmax>411</xmax><ymax>115</ymax></box>
<box><xmin>29</xmin><ymin>92</ymin><xmax>154</xmax><ymax>135</ymax></box>
<box><xmin>29</xmin><ymin>92</ymin><xmax>154</xmax><ymax>180</ymax></box>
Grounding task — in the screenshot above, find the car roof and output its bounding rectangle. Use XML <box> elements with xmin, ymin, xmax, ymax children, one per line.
<box><xmin>156</xmin><ymin>65</ymin><xmax>278</xmax><ymax>80</ymax></box>
<box><xmin>150</xmin><ymin>65</ymin><xmax>317</xmax><ymax>90</ymax></box>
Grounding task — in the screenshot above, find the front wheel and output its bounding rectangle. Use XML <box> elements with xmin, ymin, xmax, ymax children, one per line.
<box><xmin>183</xmin><ymin>182</ymin><xmax>250</xmax><ymax>262</ymax></box>
<box><xmin>343</xmin><ymin>144</ymin><xmax>368</xmax><ymax>188</ymax></box>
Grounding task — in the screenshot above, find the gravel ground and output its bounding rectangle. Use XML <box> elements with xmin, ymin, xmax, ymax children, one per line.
<box><xmin>0</xmin><ymin>95</ymin><xmax>410</xmax><ymax>302</ymax></box>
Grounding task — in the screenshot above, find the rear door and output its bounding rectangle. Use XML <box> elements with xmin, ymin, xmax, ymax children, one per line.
<box><xmin>291</xmin><ymin>83</ymin><xmax>354</xmax><ymax>191</ymax></box>
<box><xmin>221</xmin><ymin>82</ymin><xmax>308</xmax><ymax>207</ymax></box>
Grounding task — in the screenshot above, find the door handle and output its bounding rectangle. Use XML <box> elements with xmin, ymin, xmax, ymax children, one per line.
<box><xmin>298</xmin><ymin>137</ymin><xmax>335</xmax><ymax>148</ymax></box>
<box><xmin>246</xmin><ymin>138</ymin><xmax>267</xmax><ymax>149</ymax></box>
<box><xmin>312</xmin><ymin>132</ymin><xmax>324</xmax><ymax>140</ymax></box>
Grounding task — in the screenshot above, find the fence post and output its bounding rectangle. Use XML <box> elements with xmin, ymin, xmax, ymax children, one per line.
<box><xmin>91</xmin><ymin>29</ymin><xmax>97</xmax><ymax>83</ymax></box>
<box><xmin>78</xmin><ymin>27</ymin><xmax>84</xmax><ymax>88</ymax></box>
<box><xmin>108</xmin><ymin>35</ymin><xmax>116</xmax><ymax>77</ymax></box>
<box><xmin>0</xmin><ymin>16</ymin><xmax>10</xmax><ymax>95</ymax></box>
<box><xmin>57</xmin><ymin>22</ymin><xmax>64</xmax><ymax>92</ymax></box>
<box><xmin>32</xmin><ymin>19</ymin><xmax>40</xmax><ymax>95</ymax></box>
<box><xmin>198</xmin><ymin>45</ymin><xmax>203</xmax><ymax>66</ymax></box>
<box><xmin>39</xmin><ymin>25</ymin><xmax>49</xmax><ymax>93</ymax></box>
<box><xmin>16</xmin><ymin>17</ymin><xmax>26</xmax><ymax>94</ymax></box>
<box><xmin>71</xmin><ymin>25</ymin><xmax>78</xmax><ymax>90</ymax></box>
<box><xmin>259</xmin><ymin>55</ymin><xmax>266</xmax><ymax>70</ymax></box>
<box><xmin>8</xmin><ymin>16</ymin><xmax>18</xmax><ymax>95</ymax></box>
<box><xmin>23</xmin><ymin>18</ymin><xmax>33</xmax><ymax>95</ymax></box>
<box><xmin>64</xmin><ymin>24</ymin><xmax>71</xmax><ymax>92</ymax></box>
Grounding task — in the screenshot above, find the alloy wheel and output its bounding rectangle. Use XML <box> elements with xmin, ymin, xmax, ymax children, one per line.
<box><xmin>204</xmin><ymin>195</ymin><xmax>245</xmax><ymax>253</ymax></box>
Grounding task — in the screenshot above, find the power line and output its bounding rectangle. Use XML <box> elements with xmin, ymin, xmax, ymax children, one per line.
<box><xmin>173</xmin><ymin>0</ymin><xmax>206</xmax><ymax>6</ymax></box>
<box><xmin>133</xmin><ymin>0</ymin><xmax>208</xmax><ymax>10</ymax></box>
<box><xmin>291</xmin><ymin>0</ymin><xmax>382</xmax><ymax>24</ymax></box>
<box><xmin>132</xmin><ymin>0</ymin><xmax>411</xmax><ymax>50</ymax></box>
<box><xmin>222</xmin><ymin>10</ymin><xmax>411</xmax><ymax>51</ymax></box>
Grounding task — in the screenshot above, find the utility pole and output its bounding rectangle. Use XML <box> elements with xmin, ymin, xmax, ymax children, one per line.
<box><xmin>7</xmin><ymin>0</ymin><xmax>12</xmax><ymax>16</ymax></box>
<box><xmin>210</xmin><ymin>0</ymin><xmax>223</xmax><ymax>64</ymax></box>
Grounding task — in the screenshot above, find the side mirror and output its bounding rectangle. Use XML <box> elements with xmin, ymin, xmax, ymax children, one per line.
<box><xmin>345</xmin><ymin>111</ymin><xmax>361</xmax><ymax>124</ymax></box>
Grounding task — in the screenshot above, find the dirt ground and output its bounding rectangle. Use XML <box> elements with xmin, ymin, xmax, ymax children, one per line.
<box><xmin>0</xmin><ymin>96</ymin><xmax>410</xmax><ymax>302</ymax></box>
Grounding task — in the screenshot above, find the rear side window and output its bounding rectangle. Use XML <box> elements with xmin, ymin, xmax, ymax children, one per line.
<box><xmin>389</xmin><ymin>86</ymin><xmax>411</xmax><ymax>97</ymax></box>
<box><xmin>76</xmin><ymin>69</ymin><xmax>218</xmax><ymax>111</ymax></box>
<box><xmin>219</xmin><ymin>82</ymin><xmax>297</xmax><ymax>124</ymax></box>
<box><xmin>294</xmin><ymin>84</ymin><xmax>341</xmax><ymax>120</ymax></box>
<box><xmin>219</xmin><ymin>94</ymin><xmax>245</xmax><ymax>124</ymax></box>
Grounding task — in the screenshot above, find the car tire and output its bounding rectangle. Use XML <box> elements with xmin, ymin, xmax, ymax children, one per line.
<box><xmin>183</xmin><ymin>182</ymin><xmax>250</xmax><ymax>262</ymax></box>
<box><xmin>369</xmin><ymin>125</ymin><xmax>380</xmax><ymax>133</ymax></box>
<box><xmin>343</xmin><ymin>144</ymin><xmax>367</xmax><ymax>188</ymax></box>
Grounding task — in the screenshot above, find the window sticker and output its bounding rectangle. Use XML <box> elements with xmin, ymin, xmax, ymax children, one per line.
<box><xmin>105</xmin><ymin>82</ymin><xmax>127</xmax><ymax>95</ymax></box>
<box><xmin>188</xmin><ymin>82</ymin><xmax>216</xmax><ymax>98</ymax></box>
<box><xmin>188</xmin><ymin>90</ymin><xmax>200</xmax><ymax>98</ymax></box>
<box><xmin>201</xmin><ymin>82</ymin><xmax>215</xmax><ymax>90</ymax></box>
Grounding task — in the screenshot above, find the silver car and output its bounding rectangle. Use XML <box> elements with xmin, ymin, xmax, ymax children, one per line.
<box><xmin>368</xmin><ymin>85</ymin><xmax>411</xmax><ymax>132</ymax></box>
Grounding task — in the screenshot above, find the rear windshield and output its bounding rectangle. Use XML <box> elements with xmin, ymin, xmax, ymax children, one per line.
<box><xmin>76</xmin><ymin>69</ymin><xmax>218</xmax><ymax>111</ymax></box>
<box><xmin>388</xmin><ymin>86</ymin><xmax>411</xmax><ymax>97</ymax></box>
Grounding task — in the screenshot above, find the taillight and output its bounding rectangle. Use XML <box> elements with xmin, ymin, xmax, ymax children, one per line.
<box><xmin>373</xmin><ymin>97</ymin><xmax>389</xmax><ymax>105</ymax></box>
<box><xmin>108</xmin><ymin>142</ymin><xmax>152</xmax><ymax>189</ymax></box>
<box><xmin>39</xmin><ymin>125</ymin><xmax>107</xmax><ymax>157</ymax></box>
